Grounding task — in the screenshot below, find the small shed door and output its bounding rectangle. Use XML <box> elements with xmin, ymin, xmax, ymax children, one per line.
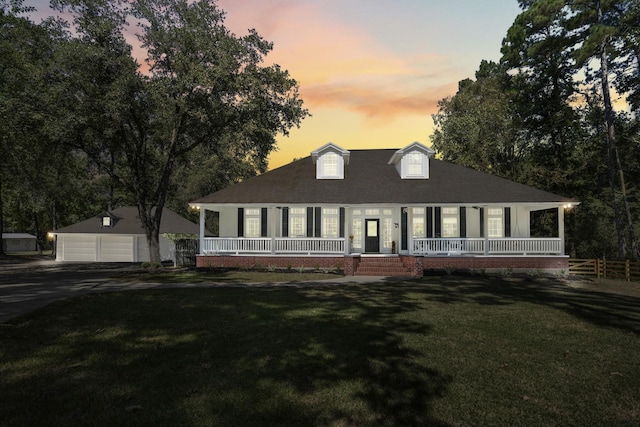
<box><xmin>365</xmin><ymin>219</ymin><xmax>380</xmax><ymax>253</ymax></box>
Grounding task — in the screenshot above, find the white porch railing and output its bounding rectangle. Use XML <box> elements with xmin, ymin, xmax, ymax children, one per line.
<box><xmin>275</xmin><ymin>238</ymin><xmax>345</xmax><ymax>254</ymax></box>
<box><xmin>202</xmin><ymin>237</ymin><xmax>345</xmax><ymax>255</ymax></box>
<box><xmin>202</xmin><ymin>237</ymin><xmax>271</xmax><ymax>254</ymax></box>
<box><xmin>488</xmin><ymin>238</ymin><xmax>562</xmax><ymax>255</ymax></box>
<box><xmin>412</xmin><ymin>238</ymin><xmax>563</xmax><ymax>256</ymax></box>
<box><xmin>202</xmin><ymin>237</ymin><xmax>563</xmax><ymax>256</ymax></box>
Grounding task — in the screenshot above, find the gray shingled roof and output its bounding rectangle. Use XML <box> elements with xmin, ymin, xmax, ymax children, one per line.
<box><xmin>54</xmin><ymin>206</ymin><xmax>199</xmax><ymax>234</ymax></box>
<box><xmin>192</xmin><ymin>149</ymin><xmax>575</xmax><ymax>205</ymax></box>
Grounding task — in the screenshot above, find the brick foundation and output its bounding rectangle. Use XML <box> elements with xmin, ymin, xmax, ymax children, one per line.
<box><xmin>196</xmin><ymin>255</ymin><xmax>344</xmax><ymax>271</ymax></box>
<box><xmin>196</xmin><ymin>255</ymin><xmax>569</xmax><ymax>276</ymax></box>
<box><xmin>423</xmin><ymin>255</ymin><xmax>569</xmax><ymax>272</ymax></box>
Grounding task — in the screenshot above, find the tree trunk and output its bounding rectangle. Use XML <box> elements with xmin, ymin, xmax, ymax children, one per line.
<box><xmin>0</xmin><ymin>173</ymin><xmax>4</xmax><ymax>256</ymax></box>
<box><xmin>138</xmin><ymin>203</ymin><xmax>163</xmax><ymax>264</ymax></box>
<box><xmin>597</xmin><ymin>1</ymin><xmax>637</xmax><ymax>259</ymax></box>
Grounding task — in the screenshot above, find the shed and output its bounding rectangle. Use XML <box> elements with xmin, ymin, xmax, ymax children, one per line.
<box><xmin>1</xmin><ymin>233</ymin><xmax>37</xmax><ymax>253</ymax></box>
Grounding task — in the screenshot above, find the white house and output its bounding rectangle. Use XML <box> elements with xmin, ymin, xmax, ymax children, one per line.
<box><xmin>53</xmin><ymin>206</ymin><xmax>199</xmax><ymax>262</ymax></box>
<box><xmin>190</xmin><ymin>142</ymin><xmax>578</xmax><ymax>276</ymax></box>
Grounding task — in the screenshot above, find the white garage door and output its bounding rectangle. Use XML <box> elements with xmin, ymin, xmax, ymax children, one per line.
<box><xmin>58</xmin><ymin>235</ymin><xmax>97</xmax><ymax>261</ymax></box>
<box><xmin>100</xmin><ymin>236</ymin><xmax>134</xmax><ymax>262</ymax></box>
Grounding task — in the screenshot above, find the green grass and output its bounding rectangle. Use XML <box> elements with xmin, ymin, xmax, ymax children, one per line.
<box><xmin>1</xmin><ymin>276</ymin><xmax>639</xmax><ymax>426</ymax></box>
<box><xmin>116</xmin><ymin>268</ymin><xmax>341</xmax><ymax>283</ymax></box>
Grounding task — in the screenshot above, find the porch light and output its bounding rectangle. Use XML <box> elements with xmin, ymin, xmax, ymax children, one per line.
<box><xmin>564</xmin><ymin>203</ymin><xmax>573</xmax><ymax>209</ymax></box>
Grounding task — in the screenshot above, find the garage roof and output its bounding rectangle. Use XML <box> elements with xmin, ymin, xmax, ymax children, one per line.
<box><xmin>54</xmin><ymin>207</ymin><xmax>199</xmax><ymax>235</ymax></box>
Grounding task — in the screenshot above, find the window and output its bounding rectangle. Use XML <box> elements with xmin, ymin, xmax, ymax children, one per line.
<box><xmin>245</xmin><ymin>208</ymin><xmax>261</xmax><ymax>238</ymax></box>
<box><xmin>488</xmin><ymin>208</ymin><xmax>503</xmax><ymax>238</ymax></box>
<box><xmin>352</xmin><ymin>218</ymin><xmax>362</xmax><ymax>249</ymax></box>
<box><xmin>382</xmin><ymin>218</ymin><xmax>393</xmax><ymax>248</ymax></box>
<box><xmin>290</xmin><ymin>208</ymin><xmax>306</xmax><ymax>237</ymax></box>
<box><xmin>102</xmin><ymin>216</ymin><xmax>112</xmax><ymax>227</ymax></box>
<box><xmin>442</xmin><ymin>207</ymin><xmax>458</xmax><ymax>237</ymax></box>
<box><xmin>412</xmin><ymin>207</ymin><xmax>425</xmax><ymax>238</ymax></box>
<box><xmin>406</xmin><ymin>152</ymin><xmax>423</xmax><ymax>176</ymax></box>
<box><xmin>323</xmin><ymin>152</ymin><xmax>338</xmax><ymax>177</ymax></box>
<box><xmin>322</xmin><ymin>208</ymin><xmax>339</xmax><ymax>238</ymax></box>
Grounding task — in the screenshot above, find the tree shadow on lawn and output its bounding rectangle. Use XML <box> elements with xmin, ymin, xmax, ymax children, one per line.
<box><xmin>412</xmin><ymin>274</ymin><xmax>640</xmax><ymax>335</ymax></box>
<box><xmin>0</xmin><ymin>285</ymin><xmax>454</xmax><ymax>426</ymax></box>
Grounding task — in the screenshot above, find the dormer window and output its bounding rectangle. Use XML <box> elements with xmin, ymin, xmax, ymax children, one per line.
<box><xmin>406</xmin><ymin>152</ymin><xmax>424</xmax><ymax>176</ymax></box>
<box><xmin>102</xmin><ymin>216</ymin><xmax>113</xmax><ymax>227</ymax></box>
<box><xmin>311</xmin><ymin>143</ymin><xmax>350</xmax><ymax>179</ymax></box>
<box><xmin>322</xmin><ymin>152</ymin><xmax>339</xmax><ymax>177</ymax></box>
<box><xmin>388</xmin><ymin>142</ymin><xmax>435</xmax><ymax>179</ymax></box>
<box><xmin>99</xmin><ymin>211</ymin><xmax>119</xmax><ymax>228</ymax></box>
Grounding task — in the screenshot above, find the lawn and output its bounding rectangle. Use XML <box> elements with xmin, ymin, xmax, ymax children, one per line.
<box><xmin>1</xmin><ymin>275</ymin><xmax>638</xmax><ymax>426</ymax></box>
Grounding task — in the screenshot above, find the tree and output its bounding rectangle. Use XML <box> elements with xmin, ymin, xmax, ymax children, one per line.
<box><xmin>51</xmin><ymin>0</ymin><xmax>308</xmax><ymax>263</ymax></box>
<box><xmin>501</xmin><ymin>0</ymin><xmax>639</xmax><ymax>259</ymax></box>
<box><xmin>0</xmin><ymin>1</ymin><xmax>57</xmax><ymax>253</ymax></box>
<box><xmin>431</xmin><ymin>61</ymin><xmax>526</xmax><ymax>182</ymax></box>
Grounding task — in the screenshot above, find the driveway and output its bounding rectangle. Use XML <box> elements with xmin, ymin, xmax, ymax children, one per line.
<box><xmin>0</xmin><ymin>258</ymin><xmax>143</xmax><ymax>323</ymax></box>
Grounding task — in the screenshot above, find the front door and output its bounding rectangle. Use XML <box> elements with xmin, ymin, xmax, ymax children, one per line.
<box><xmin>365</xmin><ymin>219</ymin><xmax>380</xmax><ymax>253</ymax></box>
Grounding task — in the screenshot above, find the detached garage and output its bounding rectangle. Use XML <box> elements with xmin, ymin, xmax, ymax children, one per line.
<box><xmin>53</xmin><ymin>206</ymin><xmax>199</xmax><ymax>262</ymax></box>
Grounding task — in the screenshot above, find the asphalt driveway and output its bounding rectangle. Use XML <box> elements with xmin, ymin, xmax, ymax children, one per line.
<box><xmin>0</xmin><ymin>258</ymin><xmax>143</xmax><ymax>323</ymax></box>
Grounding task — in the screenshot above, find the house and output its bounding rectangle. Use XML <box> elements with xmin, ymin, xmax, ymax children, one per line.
<box><xmin>1</xmin><ymin>233</ymin><xmax>37</xmax><ymax>253</ymax></box>
<box><xmin>53</xmin><ymin>206</ymin><xmax>199</xmax><ymax>262</ymax></box>
<box><xmin>190</xmin><ymin>142</ymin><xmax>577</xmax><ymax>276</ymax></box>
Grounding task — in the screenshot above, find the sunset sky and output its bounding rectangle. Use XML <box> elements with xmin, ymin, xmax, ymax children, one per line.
<box><xmin>27</xmin><ymin>0</ymin><xmax>522</xmax><ymax>169</ymax></box>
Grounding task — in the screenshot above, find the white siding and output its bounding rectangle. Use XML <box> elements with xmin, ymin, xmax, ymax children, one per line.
<box><xmin>160</xmin><ymin>236</ymin><xmax>173</xmax><ymax>262</ymax></box>
<box><xmin>136</xmin><ymin>236</ymin><xmax>150</xmax><ymax>262</ymax></box>
<box><xmin>219</xmin><ymin>207</ymin><xmax>238</xmax><ymax>237</ymax></box>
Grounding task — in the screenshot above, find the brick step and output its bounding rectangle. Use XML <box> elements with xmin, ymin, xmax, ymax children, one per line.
<box><xmin>358</xmin><ymin>262</ymin><xmax>405</xmax><ymax>268</ymax></box>
<box><xmin>355</xmin><ymin>257</ymin><xmax>411</xmax><ymax>276</ymax></box>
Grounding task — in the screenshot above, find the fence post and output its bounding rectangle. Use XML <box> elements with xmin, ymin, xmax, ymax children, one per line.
<box><xmin>626</xmin><ymin>260</ymin><xmax>630</xmax><ymax>282</ymax></box>
<box><xmin>595</xmin><ymin>258</ymin><xmax>600</xmax><ymax>279</ymax></box>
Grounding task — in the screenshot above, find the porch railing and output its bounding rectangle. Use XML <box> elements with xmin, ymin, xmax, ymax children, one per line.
<box><xmin>275</xmin><ymin>238</ymin><xmax>344</xmax><ymax>254</ymax></box>
<box><xmin>202</xmin><ymin>237</ymin><xmax>563</xmax><ymax>256</ymax></box>
<box><xmin>202</xmin><ymin>237</ymin><xmax>345</xmax><ymax>255</ymax></box>
<box><xmin>412</xmin><ymin>238</ymin><xmax>563</xmax><ymax>256</ymax></box>
<box><xmin>202</xmin><ymin>237</ymin><xmax>271</xmax><ymax>254</ymax></box>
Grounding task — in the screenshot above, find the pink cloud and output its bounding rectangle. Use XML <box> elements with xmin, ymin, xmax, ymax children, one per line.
<box><xmin>216</xmin><ymin>0</ymin><xmax>459</xmax><ymax>122</ymax></box>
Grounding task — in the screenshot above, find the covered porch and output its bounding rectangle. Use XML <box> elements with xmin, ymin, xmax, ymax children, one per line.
<box><xmin>193</xmin><ymin>203</ymin><xmax>571</xmax><ymax>275</ymax></box>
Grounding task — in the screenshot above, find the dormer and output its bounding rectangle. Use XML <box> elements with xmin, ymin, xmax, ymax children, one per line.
<box><xmin>311</xmin><ymin>143</ymin><xmax>350</xmax><ymax>179</ymax></box>
<box><xmin>98</xmin><ymin>211</ymin><xmax>120</xmax><ymax>228</ymax></box>
<box><xmin>388</xmin><ymin>142</ymin><xmax>435</xmax><ymax>179</ymax></box>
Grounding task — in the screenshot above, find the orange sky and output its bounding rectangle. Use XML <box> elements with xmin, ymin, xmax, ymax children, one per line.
<box><xmin>27</xmin><ymin>0</ymin><xmax>522</xmax><ymax>170</ymax></box>
<box><xmin>215</xmin><ymin>0</ymin><xmax>522</xmax><ymax>169</ymax></box>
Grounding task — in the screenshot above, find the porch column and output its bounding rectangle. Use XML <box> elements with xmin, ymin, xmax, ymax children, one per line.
<box><xmin>483</xmin><ymin>207</ymin><xmax>489</xmax><ymax>256</ymax></box>
<box><xmin>199</xmin><ymin>207</ymin><xmax>205</xmax><ymax>255</ymax></box>
<box><xmin>558</xmin><ymin>206</ymin><xmax>565</xmax><ymax>255</ymax></box>
<box><xmin>344</xmin><ymin>207</ymin><xmax>350</xmax><ymax>255</ymax></box>
<box><xmin>271</xmin><ymin>206</ymin><xmax>277</xmax><ymax>255</ymax></box>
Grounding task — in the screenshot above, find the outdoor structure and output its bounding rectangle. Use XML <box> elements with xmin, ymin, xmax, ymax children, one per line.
<box><xmin>191</xmin><ymin>142</ymin><xmax>577</xmax><ymax>276</ymax></box>
<box><xmin>53</xmin><ymin>206</ymin><xmax>199</xmax><ymax>262</ymax></box>
<box><xmin>1</xmin><ymin>233</ymin><xmax>37</xmax><ymax>253</ymax></box>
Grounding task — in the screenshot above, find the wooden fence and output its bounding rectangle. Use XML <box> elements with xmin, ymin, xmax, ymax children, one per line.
<box><xmin>569</xmin><ymin>259</ymin><xmax>640</xmax><ymax>282</ymax></box>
